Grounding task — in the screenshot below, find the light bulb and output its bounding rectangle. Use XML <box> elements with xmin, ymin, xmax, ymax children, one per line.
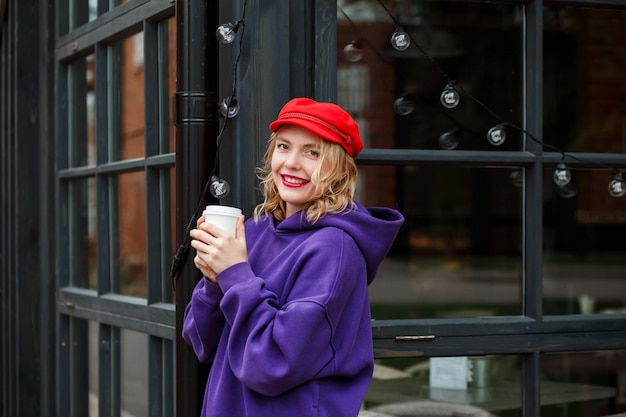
<box><xmin>438</xmin><ymin>130</ymin><xmax>460</xmax><ymax>150</ymax></box>
<box><xmin>390</xmin><ymin>28</ymin><xmax>410</xmax><ymax>51</ymax></box>
<box><xmin>509</xmin><ymin>169</ymin><xmax>523</xmax><ymax>187</ymax></box>
<box><xmin>608</xmin><ymin>172</ymin><xmax>626</xmax><ymax>197</ymax></box>
<box><xmin>440</xmin><ymin>83</ymin><xmax>460</xmax><ymax>109</ymax></box>
<box><xmin>553</xmin><ymin>162</ymin><xmax>571</xmax><ymax>186</ymax></box>
<box><xmin>216</xmin><ymin>22</ymin><xmax>240</xmax><ymax>44</ymax></box>
<box><xmin>219</xmin><ymin>97</ymin><xmax>240</xmax><ymax>118</ymax></box>
<box><xmin>343</xmin><ymin>41</ymin><xmax>364</xmax><ymax>62</ymax></box>
<box><xmin>556</xmin><ymin>183</ymin><xmax>577</xmax><ymax>199</ymax></box>
<box><xmin>393</xmin><ymin>96</ymin><xmax>415</xmax><ymax>116</ymax></box>
<box><xmin>209</xmin><ymin>176</ymin><xmax>230</xmax><ymax>199</ymax></box>
<box><xmin>487</xmin><ymin>125</ymin><xmax>506</xmax><ymax>146</ymax></box>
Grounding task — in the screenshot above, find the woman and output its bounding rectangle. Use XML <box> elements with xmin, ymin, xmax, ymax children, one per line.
<box><xmin>183</xmin><ymin>97</ymin><xmax>404</xmax><ymax>417</ymax></box>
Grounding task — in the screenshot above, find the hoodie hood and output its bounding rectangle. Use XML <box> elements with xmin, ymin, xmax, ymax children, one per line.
<box><xmin>271</xmin><ymin>202</ymin><xmax>404</xmax><ymax>284</ymax></box>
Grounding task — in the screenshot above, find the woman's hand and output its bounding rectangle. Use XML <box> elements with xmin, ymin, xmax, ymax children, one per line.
<box><xmin>190</xmin><ymin>215</ymin><xmax>247</xmax><ymax>284</ymax></box>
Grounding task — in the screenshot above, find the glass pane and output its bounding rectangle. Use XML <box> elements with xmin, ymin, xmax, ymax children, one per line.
<box><xmin>64</xmin><ymin>0</ymin><xmax>96</xmax><ymax>31</ymax></box>
<box><xmin>544</xmin><ymin>7</ymin><xmax>626</xmax><ymax>154</ymax></box>
<box><xmin>121</xmin><ymin>329</ymin><xmax>148</xmax><ymax>417</ymax></box>
<box><xmin>337</xmin><ymin>1</ymin><xmax>524</xmax><ymax>151</ymax></box>
<box><xmin>63</xmin><ymin>0</ymin><xmax>128</xmax><ymax>31</ymax></box>
<box><xmin>166</xmin><ymin>18</ymin><xmax>177</xmax><ymax>154</ymax></box>
<box><xmin>118</xmin><ymin>171</ymin><xmax>147</xmax><ymax>297</ymax></box>
<box><xmin>364</xmin><ymin>166</ymin><xmax>523</xmax><ymax>318</ymax></box>
<box><xmin>117</xmin><ymin>32</ymin><xmax>146</xmax><ymax>160</ymax></box>
<box><xmin>543</xmin><ymin>170</ymin><xmax>626</xmax><ymax>315</ymax></box>
<box><xmin>88</xmin><ymin>321</ymin><xmax>99</xmax><ymax>413</ymax></box>
<box><xmin>65</xmin><ymin>317</ymin><xmax>92</xmax><ymax>415</ymax></box>
<box><xmin>363</xmin><ymin>356</ymin><xmax>521</xmax><ymax>416</ymax></box>
<box><xmin>67</xmin><ymin>53</ymin><xmax>96</xmax><ymax>168</ymax></box>
<box><xmin>541</xmin><ymin>350</ymin><xmax>624</xmax><ymax>416</ymax></box>
<box><xmin>68</xmin><ymin>177</ymin><xmax>97</xmax><ymax>288</ymax></box>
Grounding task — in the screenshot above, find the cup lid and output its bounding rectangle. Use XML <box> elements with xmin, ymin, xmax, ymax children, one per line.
<box><xmin>202</xmin><ymin>205</ymin><xmax>242</xmax><ymax>216</ymax></box>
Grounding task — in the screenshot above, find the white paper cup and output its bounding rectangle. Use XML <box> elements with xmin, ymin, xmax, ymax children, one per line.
<box><xmin>202</xmin><ymin>205</ymin><xmax>242</xmax><ymax>237</ymax></box>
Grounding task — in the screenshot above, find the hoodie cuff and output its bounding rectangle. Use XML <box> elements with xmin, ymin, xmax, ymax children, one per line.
<box><xmin>216</xmin><ymin>262</ymin><xmax>255</xmax><ymax>293</ymax></box>
<box><xmin>198</xmin><ymin>277</ymin><xmax>224</xmax><ymax>301</ymax></box>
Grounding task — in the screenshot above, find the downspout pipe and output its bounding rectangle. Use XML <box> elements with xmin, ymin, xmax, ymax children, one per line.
<box><xmin>173</xmin><ymin>0</ymin><xmax>219</xmax><ymax>415</ymax></box>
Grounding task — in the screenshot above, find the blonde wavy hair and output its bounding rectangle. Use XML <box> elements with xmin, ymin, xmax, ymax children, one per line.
<box><xmin>254</xmin><ymin>131</ymin><xmax>358</xmax><ymax>223</ymax></box>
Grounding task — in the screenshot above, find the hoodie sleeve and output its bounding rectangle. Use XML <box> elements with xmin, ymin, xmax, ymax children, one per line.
<box><xmin>182</xmin><ymin>278</ymin><xmax>227</xmax><ymax>364</ymax></box>
<box><xmin>216</xmin><ymin>230</ymin><xmax>368</xmax><ymax>397</ymax></box>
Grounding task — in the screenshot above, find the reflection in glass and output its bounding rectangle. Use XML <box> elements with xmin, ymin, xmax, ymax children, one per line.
<box><xmin>121</xmin><ymin>329</ymin><xmax>149</xmax><ymax>417</ymax></box>
<box><xmin>343</xmin><ymin>40</ymin><xmax>365</xmax><ymax>62</ymax></box>
<box><xmin>62</xmin><ymin>317</ymin><xmax>92</xmax><ymax>415</ymax></box>
<box><xmin>543</xmin><ymin>170</ymin><xmax>626</xmax><ymax>315</ymax></box>
<box><xmin>65</xmin><ymin>0</ymin><xmax>97</xmax><ymax>31</ymax></box>
<box><xmin>544</xmin><ymin>7</ymin><xmax>626</xmax><ymax>155</ymax></box>
<box><xmin>117</xmin><ymin>32</ymin><xmax>146</xmax><ymax>160</ymax></box>
<box><xmin>67</xmin><ymin>53</ymin><xmax>96</xmax><ymax>168</ymax></box>
<box><xmin>360</xmin><ymin>166</ymin><xmax>523</xmax><ymax>318</ymax></box>
<box><xmin>337</xmin><ymin>1</ymin><xmax>523</xmax><ymax>151</ymax></box>
<box><xmin>88</xmin><ymin>321</ymin><xmax>99</xmax><ymax>407</ymax></box>
<box><xmin>541</xmin><ymin>350</ymin><xmax>625</xmax><ymax>416</ymax></box>
<box><xmin>117</xmin><ymin>171</ymin><xmax>147</xmax><ymax>298</ymax></box>
<box><xmin>65</xmin><ymin>0</ymin><xmax>127</xmax><ymax>30</ymax></box>
<box><xmin>363</xmin><ymin>356</ymin><xmax>521</xmax><ymax>416</ymax></box>
<box><xmin>68</xmin><ymin>178</ymin><xmax>97</xmax><ymax>288</ymax></box>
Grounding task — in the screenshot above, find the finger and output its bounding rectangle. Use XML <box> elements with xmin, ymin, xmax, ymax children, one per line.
<box><xmin>190</xmin><ymin>234</ymin><xmax>215</xmax><ymax>255</ymax></box>
<box><xmin>235</xmin><ymin>216</ymin><xmax>246</xmax><ymax>245</ymax></box>
<box><xmin>196</xmin><ymin>216</ymin><xmax>206</xmax><ymax>228</ymax></box>
<box><xmin>194</xmin><ymin>255</ymin><xmax>217</xmax><ymax>283</ymax></box>
<box><xmin>190</xmin><ymin>228</ymin><xmax>218</xmax><ymax>246</ymax></box>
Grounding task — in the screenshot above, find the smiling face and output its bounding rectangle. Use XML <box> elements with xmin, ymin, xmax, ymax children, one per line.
<box><xmin>271</xmin><ymin>125</ymin><xmax>323</xmax><ymax>218</ymax></box>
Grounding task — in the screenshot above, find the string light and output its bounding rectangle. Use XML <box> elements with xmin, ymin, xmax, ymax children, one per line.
<box><xmin>438</xmin><ymin>130</ymin><xmax>460</xmax><ymax>150</ymax></box>
<box><xmin>211</xmin><ymin>0</ymin><xmax>249</xmax><ymax>196</ymax></box>
<box><xmin>216</xmin><ymin>21</ymin><xmax>242</xmax><ymax>44</ymax></box>
<box><xmin>390</xmin><ymin>27</ymin><xmax>411</xmax><ymax>51</ymax></box>
<box><xmin>487</xmin><ymin>124</ymin><xmax>507</xmax><ymax>146</ymax></box>
<box><xmin>556</xmin><ymin>183</ymin><xmax>577</xmax><ymax>199</ymax></box>
<box><xmin>553</xmin><ymin>162</ymin><xmax>572</xmax><ymax>186</ymax></box>
<box><xmin>509</xmin><ymin>169</ymin><xmax>523</xmax><ymax>187</ymax></box>
<box><xmin>338</xmin><ymin>7</ymin><xmax>390</xmax><ymax>65</ymax></box>
<box><xmin>209</xmin><ymin>176</ymin><xmax>231</xmax><ymax>199</ymax></box>
<box><xmin>366</xmin><ymin>0</ymin><xmax>625</xmax><ymax>201</ymax></box>
<box><xmin>343</xmin><ymin>40</ymin><xmax>364</xmax><ymax>62</ymax></box>
<box><xmin>608</xmin><ymin>172</ymin><xmax>626</xmax><ymax>198</ymax></box>
<box><xmin>440</xmin><ymin>82</ymin><xmax>460</xmax><ymax>109</ymax></box>
<box><xmin>219</xmin><ymin>96</ymin><xmax>240</xmax><ymax>118</ymax></box>
<box><xmin>393</xmin><ymin>95</ymin><xmax>415</xmax><ymax>116</ymax></box>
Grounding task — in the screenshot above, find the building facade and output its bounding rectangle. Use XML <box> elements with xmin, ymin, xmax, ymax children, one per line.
<box><xmin>1</xmin><ymin>0</ymin><xmax>626</xmax><ymax>416</ymax></box>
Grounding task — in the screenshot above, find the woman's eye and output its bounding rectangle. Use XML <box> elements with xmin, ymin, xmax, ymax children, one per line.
<box><xmin>277</xmin><ymin>143</ymin><xmax>288</xmax><ymax>150</ymax></box>
<box><xmin>306</xmin><ymin>149</ymin><xmax>320</xmax><ymax>158</ymax></box>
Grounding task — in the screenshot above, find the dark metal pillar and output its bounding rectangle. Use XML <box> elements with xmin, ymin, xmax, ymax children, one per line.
<box><xmin>1</xmin><ymin>0</ymin><xmax>49</xmax><ymax>415</ymax></box>
<box><xmin>174</xmin><ymin>0</ymin><xmax>219</xmax><ymax>415</ymax></box>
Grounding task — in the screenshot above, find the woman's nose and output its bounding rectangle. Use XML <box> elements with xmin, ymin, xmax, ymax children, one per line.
<box><xmin>284</xmin><ymin>152</ymin><xmax>301</xmax><ymax>168</ymax></box>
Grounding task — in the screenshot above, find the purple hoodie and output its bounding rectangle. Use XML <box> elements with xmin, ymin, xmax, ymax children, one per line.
<box><xmin>182</xmin><ymin>202</ymin><xmax>404</xmax><ymax>417</ymax></box>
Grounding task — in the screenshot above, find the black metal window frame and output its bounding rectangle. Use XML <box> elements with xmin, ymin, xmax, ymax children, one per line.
<box><xmin>48</xmin><ymin>0</ymin><xmax>626</xmax><ymax>416</ymax></box>
<box><xmin>55</xmin><ymin>0</ymin><xmax>175</xmax><ymax>416</ymax></box>
<box><xmin>347</xmin><ymin>0</ymin><xmax>626</xmax><ymax>415</ymax></box>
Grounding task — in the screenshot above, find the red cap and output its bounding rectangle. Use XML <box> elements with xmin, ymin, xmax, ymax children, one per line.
<box><xmin>269</xmin><ymin>98</ymin><xmax>363</xmax><ymax>158</ymax></box>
